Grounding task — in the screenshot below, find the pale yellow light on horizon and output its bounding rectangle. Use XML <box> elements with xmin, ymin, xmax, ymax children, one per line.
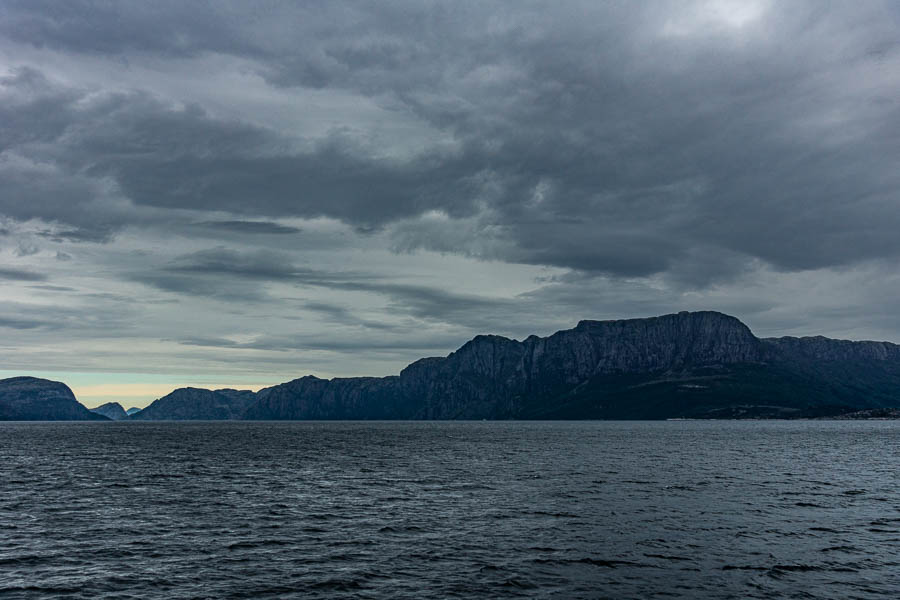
<box><xmin>72</xmin><ymin>382</ymin><xmax>274</xmax><ymax>409</ymax></box>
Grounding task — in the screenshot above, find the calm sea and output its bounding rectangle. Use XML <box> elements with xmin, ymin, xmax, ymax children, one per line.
<box><xmin>2</xmin><ymin>421</ymin><xmax>899</xmax><ymax>599</ymax></box>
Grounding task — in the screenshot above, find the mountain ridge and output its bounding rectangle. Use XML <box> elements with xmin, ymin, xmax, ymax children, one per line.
<box><xmin>241</xmin><ymin>311</ymin><xmax>900</xmax><ymax>420</ymax></box>
<box><xmin>6</xmin><ymin>311</ymin><xmax>900</xmax><ymax>421</ymax></box>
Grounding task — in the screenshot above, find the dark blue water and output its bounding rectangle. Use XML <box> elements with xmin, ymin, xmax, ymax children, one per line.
<box><xmin>2</xmin><ymin>421</ymin><xmax>900</xmax><ymax>599</ymax></box>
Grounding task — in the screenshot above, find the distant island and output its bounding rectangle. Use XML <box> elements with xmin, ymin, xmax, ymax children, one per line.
<box><xmin>90</xmin><ymin>402</ymin><xmax>128</xmax><ymax>420</ymax></box>
<box><xmin>4</xmin><ymin>311</ymin><xmax>900</xmax><ymax>421</ymax></box>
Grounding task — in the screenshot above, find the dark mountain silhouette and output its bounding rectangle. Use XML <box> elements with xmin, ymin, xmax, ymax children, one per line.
<box><xmin>242</xmin><ymin>311</ymin><xmax>900</xmax><ymax>420</ymax></box>
<box><xmin>8</xmin><ymin>312</ymin><xmax>900</xmax><ymax>420</ymax></box>
<box><xmin>130</xmin><ymin>387</ymin><xmax>256</xmax><ymax>420</ymax></box>
<box><xmin>90</xmin><ymin>402</ymin><xmax>128</xmax><ymax>420</ymax></box>
<box><xmin>0</xmin><ymin>377</ymin><xmax>108</xmax><ymax>421</ymax></box>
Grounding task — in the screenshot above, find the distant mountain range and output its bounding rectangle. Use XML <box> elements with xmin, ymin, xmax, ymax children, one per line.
<box><xmin>4</xmin><ymin>311</ymin><xmax>900</xmax><ymax>420</ymax></box>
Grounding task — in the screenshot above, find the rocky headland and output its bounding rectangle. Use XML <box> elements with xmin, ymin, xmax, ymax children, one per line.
<box><xmin>0</xmin><ymin>377</ymin><xmax>108</xmax><ymax>421</ymax></box>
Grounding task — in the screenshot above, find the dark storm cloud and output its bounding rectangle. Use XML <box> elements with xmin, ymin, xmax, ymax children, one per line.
<box><xmin>0</xmin><ymin>70</ymin><xmax>121</xmax><ymax>242</ymax></box>
<box><xmin>129</xmin><ymin>272</ymin><xmax>265</xmax><ymax>302</ymax></box>
<box><xmin>301</xmin><ymin>302</ymin><xmax>398</xmax><ymax>331</ymax></box>
<box><xmin>29</xmin><ymin>284</ymin><xmax>76</xmax><ymax>292</ymax></box>
<box><xmin>37</xmin><ymin>229</ymin><xmax>115</xmax><ymax>243</ymax></box>
<box><xmin>178</xmin><ymin>332</ymin><xmax>463</xmax><ymax>355</ymax></box>
<box><xmin>0</xmin><ymin>70</ymin><xmax>483</xmax><ymax>231</ymax></box>
<box><xmin>0</xmin><ymin>299</ymin><xmax>138</xmax><ymax>336</ymax></box>
<box><xmin>0</xmin><ymin>0</ymin><xmax>257</xmax><ymax>58</ymax></box>
<box><xmin>0</xmin><ymin>267</ymin><xmax>46</xmax><ymax>281</ymax></box>
<box><xmin>164</xmin><ymin>248</ymin><xmax>307</xmax><ymax>281</ymax></box>
<box><xmin>191</xmin><ymin>221</ymin><xmax>302</xmax><ymax>235</ymax></box>
<box><xmin>177</xmin><ymin>336</ymin><xmax>239</xmax><ymax>349</ymax></box>
<box><xmin>2</xmin><ymin>1</ymin><xmax>898</xmax><ymax>283</ymax></box>
<box><xmin>132</xmin><ymin>247</ymin><xmax>512</xmax><ymax>328</ymax></box>
<box><xmin>0</xmin><ymin>316</ymin><xmax>45</xmax><ymax>329</ymax></box>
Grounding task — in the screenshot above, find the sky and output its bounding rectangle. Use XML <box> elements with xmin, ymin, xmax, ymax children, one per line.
<box><xmin>1</xmin><ymin>0</ymin><xmax>899</xmax><ymax>408</ymax></box>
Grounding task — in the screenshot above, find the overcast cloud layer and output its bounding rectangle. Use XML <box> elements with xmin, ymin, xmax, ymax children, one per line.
<box><xmin>1</xmin><ymin>1</ymin><xmax>899</xmax><ymax>405</ymax></box>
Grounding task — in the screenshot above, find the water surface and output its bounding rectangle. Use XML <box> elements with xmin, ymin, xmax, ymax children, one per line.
<box><xmin>2</xmin><ymin>421</ymin><xmax>899</xmax><ymax>598</ymax></box>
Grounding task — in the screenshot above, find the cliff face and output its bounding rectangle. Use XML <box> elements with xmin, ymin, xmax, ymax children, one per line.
<box><xmin>756</xmin><ymin>335</ymin><xmax>900</xmax><ymax>411</ymax></box>
<box><xmin>245</xmin><ymin>376</ymin><xmax>401</xmax><ymax>420</ymax></box>
<box><xmin>14</xmin><ymin>311</ymin><xmax>895</xmax><ymax>421</ymax></box>
<box><xmin>398</xmin><ymin>311</ymin><xmax>763</xmax><ymax>418</ymax></box>
<box><xmin>547</xmin><ymin>311</ymin><xmax>761</xmax><ymax>376</ymax></box>
<box><xmin>90</xmin><ymin>402</ymin><xmax>128</xmax><ymax>420</ymax></box>
<box><xmin>764</xmin><ymin>336</ymin><xmax>900</xmax><ymax>363</ymax></box>
<box><xmin>246</xmin><ymin>311</ymin><xmax>784</xmax><ymax>420</ymax></box>
<box><xmin>130</xmin><ymin>387</ymin><xmax>256</xmax><ymax>420</ymax></box>
<box><xmin>0</xmin><ymin>377</ymin><xmax>108</xmax><ymax>421</ymax></box>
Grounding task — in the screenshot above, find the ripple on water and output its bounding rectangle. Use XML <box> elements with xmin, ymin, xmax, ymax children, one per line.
<box><xmin>2</xmin><ymin>420</ymin><xmax>900</xmax><ymax>599</ymax></box>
